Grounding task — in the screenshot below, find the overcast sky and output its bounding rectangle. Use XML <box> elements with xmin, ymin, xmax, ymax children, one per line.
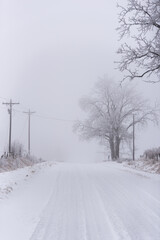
<box><xmin>0</xmin><ymin>0</ymin><xmax>159</xmax><ymax>161</ymax></box>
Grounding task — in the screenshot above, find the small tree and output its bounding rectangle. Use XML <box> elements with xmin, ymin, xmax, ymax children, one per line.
<box><xmin>144</xmin><ymin>147</ymin><xmax>160</xmax><ymax>160</ymax></box>
<box><xmin>74</xmin><ymin>78</ymin><xmax>158</xmax><ymax>160</ymax></box>
<box><xmin>11</xmin><ymin>141</ymin><xmax>24</xmax><ymax>158</ymax></box>
<box><xmin>117</xmin><ymin>0</ymin><xmax>160</xmax><ymax>82</ymax></box>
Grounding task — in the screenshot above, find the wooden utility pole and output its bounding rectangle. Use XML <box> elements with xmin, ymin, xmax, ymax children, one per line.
<box><xmin>23</xmin><ymin>110</ymin><xmax>35</xmax><ymax>155</ymax></box>
<box><xmin>133</xmin><ymin>114</ymin><xmax>135</xmax><ymax>160</ymax></box>
<box><xmin>2</xmin><ymin>99</ymin><xmax>19</xmax><ymax>154</ymax></box>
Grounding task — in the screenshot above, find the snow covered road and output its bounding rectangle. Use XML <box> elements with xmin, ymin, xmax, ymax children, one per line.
<box><xmin>0</xmin><ymin>162</ymin><xmax>160</xmax><ymax>240</ymax></box>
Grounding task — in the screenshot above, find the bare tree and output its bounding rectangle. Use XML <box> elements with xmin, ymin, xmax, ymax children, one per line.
<box><xmin>144</xmin><ymin>147</ymin><xmax>160</xmax><ymax>160</ymax></box>
<box><xmin>74</xmin><ymin>78</ymin><xmax>158</xmax><ymax>160</ymax></box>
<box><xmin>11</xmin><ymin>141</ymin><xmax>24</xmax><ymax>158</ymax></box>
<box><xmin>117</xmin><ymin>0</ymin><xmax>160</xmax><ymax>82</ymax></box>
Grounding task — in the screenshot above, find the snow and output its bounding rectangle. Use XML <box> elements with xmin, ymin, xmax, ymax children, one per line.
<box><xmin>0</xmin><ymin>156</ymin><xmax>44</xmax><ymax>173</ymax></box>
<box><xmin>0</xmin><ymin>162</ymin><xmax>50</xmax><ymax>200</ymax></box>
<box><xmin>0</xmin><ymin>162</ymin><xmax>160</xmax><ymax>240</ymax></box>
<box><xmin>123</xmin><ymin>158</ymin><xmax>160</xmax><ymax>174</ymax></box>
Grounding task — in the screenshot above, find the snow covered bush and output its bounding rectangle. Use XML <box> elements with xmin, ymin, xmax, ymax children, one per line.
<box><xmin>11</xmin><ymin>141</ymin><xmax>24</xmax><ymax>158</ymax></box>
<box><xmin>0</xmin><ymin>154</ymin><xmax>45</xmax><ymax>172</ymax></box>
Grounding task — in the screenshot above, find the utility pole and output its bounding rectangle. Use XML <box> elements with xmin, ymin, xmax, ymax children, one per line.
<box><xmin>133</xmin><ymin>114</ymin><xmax>135</xmax><ymax>161</ymax></box>
<box><xmin>23</xmin><ymin>110</ymin><xmax>35</xmax><ymax>155</ymax></box>
<box><xmin>2</xmin><ymin>99</ymin><xmax>19</xmax><ymax>154</ymax></box>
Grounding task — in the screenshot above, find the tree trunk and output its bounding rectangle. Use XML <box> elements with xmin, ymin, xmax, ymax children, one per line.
<box><xmin>115</xmin><ymin>136</ymin><xmax>120</xmax><ymax>159</ymax></box>
<box><xmin>109</xmin><ymin>138</ymin><xmax>115</xmax><ymax>160</ymax></box>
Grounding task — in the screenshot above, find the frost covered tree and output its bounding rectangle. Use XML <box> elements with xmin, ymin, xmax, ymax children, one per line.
<box><xmin>144</xmin><ymin>147</ymin><xmax>160</xmax><ymax>160</ymax></box>
<box><xmin>11</xmin><ymin>141</ymin><xmax>24</xmax><ymax>158</ymax></box>
<box><xmin>117</xmin><ymin>0</ymin><xmax>160</xmax><ymax>82</ymax></box>
<box><xmin>74</xmin><ymin>78</ymin><xmax>158</xmax><ymax>160</ymax></box>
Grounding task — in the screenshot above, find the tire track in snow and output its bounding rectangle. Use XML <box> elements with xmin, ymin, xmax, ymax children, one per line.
<box><xmin>29</xmin><ymin>163</ymin><xmax>160</xmax><ymax>240</ymax></box>
<box><xmin>91</xmin><ymin>165</ymin><xmax>160</xmax><ymax>240</ymax></box>
<box><xmin>80</xmin><ymin>172</ymin><xmax>120</xmax><ymax>240</ymax></box>
<box><xmin>30</xmin><ymin>170</ymin><xmax>62</xmax><ymax>240</ymax></box>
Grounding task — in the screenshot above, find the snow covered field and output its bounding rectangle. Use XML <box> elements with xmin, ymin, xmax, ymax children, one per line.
<box><xmin>0</xmin><ymin>162</ymin><xmax>160</xmax><ymax>240</ymax></box>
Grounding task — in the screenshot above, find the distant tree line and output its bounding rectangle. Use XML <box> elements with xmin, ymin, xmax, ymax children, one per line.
<box><xmin>144</xmin><ymin>147</ymin><xmax>160</xmax><ymax>161</ymax></box>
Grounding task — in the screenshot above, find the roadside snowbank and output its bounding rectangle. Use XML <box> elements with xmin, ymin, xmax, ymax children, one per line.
<box><xmin>123</xmin><ymin>158</ymin><xmax>160</xmax><ymax>174</ymax></box>
<box><xmin>0</xmin><ymin>161</ymin><xmax>56</xmax><ymax>240</ymax></box>
<box><xmin>0</xmin><ymin>161</ymin><xmax>54</xmax><ymax>200</ymax></box>
<box><xmin>0</xmin><ymin>156</ymin><xmax>45</xmax><ymax>173</ymax></box>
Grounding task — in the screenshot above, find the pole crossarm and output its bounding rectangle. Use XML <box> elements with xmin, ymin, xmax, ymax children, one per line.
<box><xmin>23</xmin><ymin>111</ymin><xmax>36</xmax><ymax>115</ymax></box>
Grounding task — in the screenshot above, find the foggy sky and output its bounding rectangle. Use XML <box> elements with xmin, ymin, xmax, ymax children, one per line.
<box><xmin>0</xmin><ymin>0</ymin><xmax>159</xmax><ymax>161</ymax></box>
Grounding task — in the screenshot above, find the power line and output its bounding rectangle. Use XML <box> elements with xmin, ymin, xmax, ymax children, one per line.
<box><xmin>18</xmin><ymin>117</ymin><xmax>28</xmax><ymax>141</ymax></box>
<box><xmin>0</xmin><ymin>96</ymin><xmax>8</xmax><ymax>100</ymax></box>
<box><xmin>13</xmin><ymin>108</ymin><xmax>76</xmax><ymax>123</ymax></box>
<box><xmin>34</xmin><ymin>114</ymin><xmax>75</xmax><ymax>122</ymax></box>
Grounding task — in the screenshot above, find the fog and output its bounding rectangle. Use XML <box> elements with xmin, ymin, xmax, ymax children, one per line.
<box><xmin>0</xmin><ymin>0</ymin><xmax>159</xmax><ymax>161</ymax></box>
